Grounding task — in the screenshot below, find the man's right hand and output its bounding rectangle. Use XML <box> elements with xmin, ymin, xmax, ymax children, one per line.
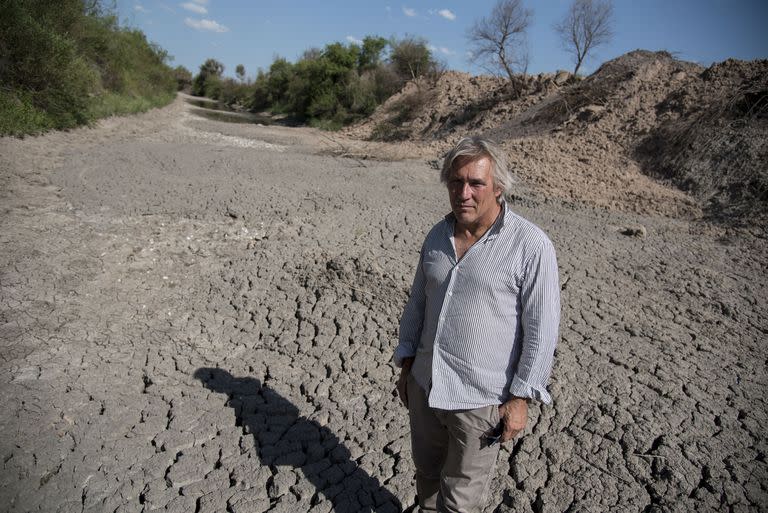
<box><xmin>397</xmin><ymin>357</ymin><xmax>415</xmax><ymax>407</ymax></box>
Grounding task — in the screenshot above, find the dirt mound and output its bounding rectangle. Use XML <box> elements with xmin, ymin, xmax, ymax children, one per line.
<box><xmin>635</xmin><ymin>58</ymin><xmax>768</xmax><ymax>223</ymax></box>
<box><xmin>344</xmin><ymin>70</ymin><xmax>572</xmax><ymax>146</ymax></box>
<box><xmin>346</xmin><ymin>50</ymin><xmax>768</xmax><ymax>226</ymax></box>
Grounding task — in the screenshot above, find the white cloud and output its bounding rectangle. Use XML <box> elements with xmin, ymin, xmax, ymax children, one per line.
<box><xmin>430</xmin><ymin>45</ymin><xmax>455</xmax><ymax>56</ymax></box>
<box><xmin>181</xmin><ymin>2</ymin><xmax>207</xmax><ymax>14</ymax></box>
<box><xmin>437</xmin><ymin>9</ymin><xmax>456</xmax><ymax>21</ymax></box>
<box><xmin>134</xmin><ymin>4</ymin><xmax>148</xmax><ymax>13</ymax></box>
<box><xmin>403</xmin><ymin>7</ymin><xmax>416</xmax><ymax>17</ymax></box>
<box><xmin>346</xmin><ymin>35</ymin><xmax>363</xmax><ymax>45</ymax></box>
<box><xmin>184</xmin><ymin>18</ymin><xmax>228</xmax><ymax>32</ymax></box>
<box><xmin>191</xmin><ymin>0</ymin><xmax>208</xmax><ymax>4</ymax></box>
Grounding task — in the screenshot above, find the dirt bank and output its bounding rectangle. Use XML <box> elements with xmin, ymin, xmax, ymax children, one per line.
<box><xmin>1</xmin><ymin>95</ymin><xmax>766</xmax><ymax>512</ymax></box>
<box><xmin>347</xmin><ymin>51</ymin><xmax>768</xmax><ymax>227</ymax></box>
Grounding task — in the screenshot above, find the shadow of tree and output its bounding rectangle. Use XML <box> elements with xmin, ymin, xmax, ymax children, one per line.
<box><xmin>194</xmin><ymin>367</ymin><xmax>403</xmax><ymax>513</ymax></box>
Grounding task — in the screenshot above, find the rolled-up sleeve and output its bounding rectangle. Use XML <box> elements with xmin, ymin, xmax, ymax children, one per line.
<box><xmin>393</xmin><ymin>247</ymin><xmax>427</xmax><ymax>367</ymax></box>
<box><xmin>509</xmin><ymin>239</ymin><xmax>560</xmax><ymax>403</ymax></box>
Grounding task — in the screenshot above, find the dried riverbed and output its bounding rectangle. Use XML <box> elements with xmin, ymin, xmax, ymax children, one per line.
<box><xmin>1</xmin><ymin>96</ymin><xmax>766</xmax><ymax>512</ymax></box>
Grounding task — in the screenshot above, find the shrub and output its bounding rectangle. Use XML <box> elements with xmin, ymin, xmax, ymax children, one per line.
<box><xmin>173</xmin><ymin>66</ymin><xmax>193</xmax><ymax>91</ymax></box>
<box><xmin>0</xmin><ymin>0</ymin><xmax>176</xmax><ymax>135</ymax></box>
<box><xmin>192</xmin><ymin>33</ymin><xmax>440</xmax><ymax>129</ymax></box>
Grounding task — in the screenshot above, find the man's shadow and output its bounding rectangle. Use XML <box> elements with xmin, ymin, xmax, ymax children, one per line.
<box><xmin>194</xmin><ymin>367</ymin><xmax>403</xmax><ymax>513</ymax></box>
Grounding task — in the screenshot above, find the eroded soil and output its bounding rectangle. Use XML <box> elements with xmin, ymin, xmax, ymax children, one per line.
<box><xmin>1</xmin><ymin>96</ymin><xmax>766</xmax><ymax>512</ymax></box>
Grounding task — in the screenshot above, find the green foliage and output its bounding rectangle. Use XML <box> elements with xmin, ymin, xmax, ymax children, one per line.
<box><xmin>0</xmin><ymin>90</ymin><xmax>54</xmax><ymax>136</ymax></box>
<box><xmin>1</xmin><ymin>0</ymin><xmax>96</xmax><ymax>130</ymax></box>
<box><xmin>250</xmin><ymin>69</ymin><xmax>270</xmax><ymax>111</ymax></box>
<box><xmin>173</xmin><ymin>66</ymin><xmax>193</xmax><ymax>91</ymax></box>
<box><xmin>0</xmin><ymin>0</ymin><xmax>177</xmax><ymax>135</ymax></box>
<box><xmin>266</xmin><ymin>57</ymin><xmax>294</xmax><ymax>109</ymax></box>
<box><xmin>200</xmin><ymin>58</ymin><xmax>225</xmax><ymax>77</ymax></box>
<box><xmin>87</xmin><ymin>90</ymin><xmax>176</xmax><ymax>119</ymax></box>
<box><xmin>359</xmin><ymin>36</ymin><xmax>389</xmax><ymax>71</ymax></box>
<box><xmin>389</xmin><ymin>36</ymin><xmax>435</xmax><ymax>81</ymax></box>
<box><xmin>193</xmin><ymin>33</ymin><xmax>440</xmax><ymax>130</ymax></box>
<box><xmin>192</xmin><ymin>58</ymin><xmax>225</xmax><ymax>96</ymax></box>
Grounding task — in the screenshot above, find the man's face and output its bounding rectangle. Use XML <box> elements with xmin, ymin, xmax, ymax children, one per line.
<box><xmin>447</xmin><ymin>156</ymin><xmax>502</xmax><ymax>230</ymax></box>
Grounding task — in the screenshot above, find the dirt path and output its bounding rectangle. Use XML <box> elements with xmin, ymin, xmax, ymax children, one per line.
<box><xmin>1</xmin><ymin>96</ymin><xmax>766</xmax><ymax>512</ymax></box>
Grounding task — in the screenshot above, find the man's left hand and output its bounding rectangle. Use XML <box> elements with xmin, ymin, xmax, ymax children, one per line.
<box><xmin>498</xmin><ymin>397</ymin><xmax>529</xmax><ymax>442</ymax></box>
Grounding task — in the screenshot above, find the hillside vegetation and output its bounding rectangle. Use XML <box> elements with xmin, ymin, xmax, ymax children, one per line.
<box><xmin>0</xmin><ymin>0</ymin><xmax>177</xmax><ymax>136</ymax></box>
<box><xmin>190</xmin><ymin>36</ymin><xmax>442</xmax><ymax>130</ymax></box>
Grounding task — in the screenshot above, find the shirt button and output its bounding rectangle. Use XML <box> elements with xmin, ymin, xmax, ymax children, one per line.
<box><xmin>448</xmin><ymin>291</ymin><xmax>452</xmax><ymax>296</ymax></box>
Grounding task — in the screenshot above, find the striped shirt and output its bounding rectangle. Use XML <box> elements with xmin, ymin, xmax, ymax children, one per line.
<box><xmin>394</xmin><ymin>202</ymin><xmax>560</xmax><ymax>409</ymax></box>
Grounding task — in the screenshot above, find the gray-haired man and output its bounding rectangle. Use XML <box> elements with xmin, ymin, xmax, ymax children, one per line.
<box><xmin>394</xmin><ymin>136</ymin><xmax>560</xmax><ymax>512</ymax></box>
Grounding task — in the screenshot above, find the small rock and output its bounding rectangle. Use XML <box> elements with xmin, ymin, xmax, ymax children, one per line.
<box><xmin>620</xmin><ymin>225</ymin><xmax>648</xmax><ymax>238</ymax></box>
<box><xmin>553</xmin><ymin>70</ymin><xmax>571</xmax><ymax>85</ymax></box>
<box><xmin>228</xmin><ymin>489</ymin><xmax>271</xmax><ymax>513</ymax></box>
<box><xmin>165</xmin><ymin>452</ymin><xmax>207</xmax><ymax>488</ymax></box>
<box><xmin>576</xmin><ymin>104</ymin><xmax>605</xmax><ymax>122</ymax></box>
<box><xmin>267</xmin><ymin>469</ymin><xmax>297</xmax><ymax>499</ymax></box>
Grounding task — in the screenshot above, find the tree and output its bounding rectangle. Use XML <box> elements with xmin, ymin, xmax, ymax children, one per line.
<box><xmin>467</xmin><ymin>0</ymin><xmax>532</xmax><ymax>86</ymax></box>
<box><xmin>200</xmin><ymin>58</ymin><xmax>224</xmax><ymax>77</ymax></box>
<box><xmin>235</xmin><ymin>64</ymin><xmax>246</xmax><ymax>82</ymax></box>
<box><xmin>173</xmin><ymin>65</ymin><xmax>193</xmax><ymax>90</ymax></box>
<box><xmin>555</xmin><ymin>0</ymin><xmax>613</xmax><ymax>76</ymax></box>
<box><xmin>265</xmin><ymin>57</ymin><xmax>294</xmax><ymax>107</ymax></box>
<box><xmin>389</xmin><ymin>36</ymin><xmax>434</xmax><ymax>81</ymax></box>
<box><xmin>192</xmin><ymin>58</ymin><xmax>224</xmax><ymax>96</ymax></box>
<box><xmin>359</xmin><ymin>36</ymin><xmax>388</xmax><ymax>71</ymax></box>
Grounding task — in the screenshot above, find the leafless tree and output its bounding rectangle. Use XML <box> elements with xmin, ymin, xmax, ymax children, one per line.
<box><xmin>467</xmin><ymin>0</ymin><xmax>532</xmax><ymax>88</ymax></box>
<box><xmin>555</xmin><ymin>0</ymin><xmax>614</xmax><ymax>76</ymax></box>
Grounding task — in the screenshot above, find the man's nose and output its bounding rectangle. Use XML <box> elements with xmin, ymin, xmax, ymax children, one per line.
<box><xmin>459</xmin><ymin>183</ymin><xmax>472</xmax><ymax>198</ymax></box>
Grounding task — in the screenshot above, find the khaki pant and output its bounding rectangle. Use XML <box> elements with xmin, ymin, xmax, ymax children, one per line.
<box><xmin>407</xmin><ymin>374</ymin><xmax>501</xmax><ymax>512</ymax></box>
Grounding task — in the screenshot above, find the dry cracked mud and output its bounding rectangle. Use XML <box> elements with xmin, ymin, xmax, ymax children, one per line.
<box><xmin>1</xmin><ymin>96</ymin><xmax>766</xmax><ymax>513</ymax></box>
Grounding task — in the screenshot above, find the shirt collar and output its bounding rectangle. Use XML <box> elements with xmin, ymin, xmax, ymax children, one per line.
<box><xmin>443</xmin><ymin>200</ymin><xmax>509</xmax><ymax>240</ymax></box>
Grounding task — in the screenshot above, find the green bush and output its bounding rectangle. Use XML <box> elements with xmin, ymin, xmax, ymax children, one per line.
<box><xmin>192</xmin><ymin>58</ymin><xmax>224</xmax><ymax>96</ymax></box>
<box><xmin>192</xmin><ymin>33</ymin><xmax>440</xmax><ymax>130</ymax></box>
<box><xmin>0</xmin><ymin>0</ymin><xmax>176</xmax><ymax>135</ymax></box>
<box><xmin>173</xmin><ymin>66</ymin><xmax>193</xmax><ymax>91</ymax></box>
<box><xmin>0</xmin><ymin>90</ymin><xmax>54</xmax><ymax>136</ymax></box>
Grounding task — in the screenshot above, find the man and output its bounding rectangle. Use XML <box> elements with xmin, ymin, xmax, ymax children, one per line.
<box><xmin>394</xmin><ymin>136</ymin><xmax>560</xmax><ymax>512</ymax></box>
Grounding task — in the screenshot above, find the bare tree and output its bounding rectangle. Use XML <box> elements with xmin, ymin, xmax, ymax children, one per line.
<box><xmin>555</xmin><ymin>0</ymin><xmax>614</xmax><ymax>76</ymax></box>
<box><xmin>467</xmin><ymin>0</ymin><xmax>532</xmax><ymax>88</ymax></box>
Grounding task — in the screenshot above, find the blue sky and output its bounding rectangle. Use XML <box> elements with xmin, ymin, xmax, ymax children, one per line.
<box><xmin>118</xmin><ymin>0</ymin><xmax>767</xmax><ymax>79</ymax></box>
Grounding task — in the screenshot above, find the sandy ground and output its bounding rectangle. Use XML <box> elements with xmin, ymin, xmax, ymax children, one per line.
<box><xmin>1</xmin><ymin>96</ymin><xmax>766</xmax><ymax>512</ymax></box>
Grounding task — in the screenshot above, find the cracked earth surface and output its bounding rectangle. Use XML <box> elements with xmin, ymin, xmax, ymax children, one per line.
<box><xmin>1</xmin><ymin>97</ymin><xmax>766</xmax><ymax>512</ymax></box>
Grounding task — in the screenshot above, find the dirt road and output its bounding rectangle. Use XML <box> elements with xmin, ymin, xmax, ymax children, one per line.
<box><xmin>1</xmin><ymin>96</ymin><xmax>766</xmax><ymax>512</ymax></box>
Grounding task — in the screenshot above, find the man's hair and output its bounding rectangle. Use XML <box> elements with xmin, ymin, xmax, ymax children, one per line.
<box><xmin>440</xmin><ymin>136</ymin><xmax>516</xmax><ymax>203</ymax></box>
